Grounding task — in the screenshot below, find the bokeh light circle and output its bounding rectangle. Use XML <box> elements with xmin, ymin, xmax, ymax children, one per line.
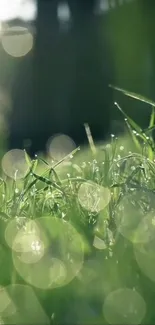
<box><xmin>103</xmin><ymin>288</ymin><xmax>146</xmax><ymax>325</ymax></box>
<box><xmin>2</xmin><ymin>26</ymin><xmax>33</xmax><ymax>57</ymax></box>
<box><xmin>12</xmin><ymin>217</ymin><xmax>84</xmax><ymax>289</ymax></box>
<box><xmin>78</xmin><ymin>181</ymin><xmax>111</xmax><ymax>213</ymax></box>
<box><xmin>115</xmin><ymin>189</ymin><xmax>155</xmax><ymax>243</ymax></box>
<box><xmin>47</xmin><ymin>134</ymin><xmax>76</xmax><ymax>161</ymax></box>
<box><xmin>93</xmin><ymin>236</ymin><xmax>106</xmax><ymax>250</ymax></box>
<box><xmin>17</xmin><ymin>245</ymin><xmax>45</xmax><ymax>265</ymax></box>
<box><xmin>2</xmin><ymin>149</ymin><xmax>29</xmax><ymax>179</ymax></box>
<box><xmin>5</xmin><ymin>218</ymin><xmax>45</xmax><ymax>264</ymax></box>
<box><xmin>5</xmin><ymin>218</ymin><xmax>29</xmax><ymax>250</ymax></box>
<box><xmin>135</xmin><ymin>237</ymin><xmax>155</xmax><ymax>283</ymax></box>
<box><xmin>49</xmin><ymin>258</ymin><xmax>67</xmax><ymax>286</ymax></box>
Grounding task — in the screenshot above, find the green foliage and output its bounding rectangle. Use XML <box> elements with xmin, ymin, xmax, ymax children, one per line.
<box><xmin>1</xmin><ymin>88</ymin><xmax>155</xmax><ymax>324</ymax></box>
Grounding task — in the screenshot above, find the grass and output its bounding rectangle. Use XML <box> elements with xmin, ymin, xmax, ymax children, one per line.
<box><xmin>1</xmin><ymin>87</ymin><xmax>155</xmax><ymax>324</ymax></box>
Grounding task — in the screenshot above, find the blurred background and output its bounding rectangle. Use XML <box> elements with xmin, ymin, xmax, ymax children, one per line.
<box><xmin>0</xmin><ymin>0</ymin><xmax>155</xmax><ymax>157</ymax></box>
<box><xmin>1</xmin><ymin>2</ymin><xmax>155</xmax><ymax>324</ymax></box>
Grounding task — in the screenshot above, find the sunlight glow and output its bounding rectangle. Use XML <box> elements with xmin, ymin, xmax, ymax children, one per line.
<box><xmin>2</xmin><ymin>26</ymin><xmax>33</xmax><ymax>57</ymax></box>
<box><xmin>47</xmin><ymin>134</ymin><xmax>76</xmax><ymax>162</ymax></box>
<box><xmin>5</xmin><ymin>219</ymin><xmax>45</xmax><ymax>264</ymax></box>
<box><xmin>2</xmin><ymin>149</ymin><xmax>29</xmax><ymax>179</ymax></box>
<box><xmin>12</xmin><ymin>217</ymin><xmax>84</xmax><ymax>289</ymax></box>
<box><xmin>57</xmin><ymin>2</ymin><xmax>71</xmax><ymax>23</ymax></box>
<box><xmin>93</xmin><ymin>236</ymin><xmax>107</xmax><ymax>250</ymax></box>
<box><xmin>0</xmin><ymin>0</ymin><xmax>37</xmax><ymax>22</ymax></box>
<box><xmin>49</xmin><ymin>258</ymin><xmax>67</xmax><ymax>286</ymax></box>
<box><xmin>115</xmin><ymin>190</ymin><xmax>155</xmax><ymax>244</ymax></box>
<box><xmin>135</xmin><ymin>236</ymin><xmax>155</xmax><ymax>283</ymax></box>
<box><xmin>78</xmin><ymin>181</ymin><xmax>111</xmax><ymax>213</ymax></box>
<box><xmin>103</xmin><ymin>288</ymin><xmax>146</xmax><ymax>325</ymax></box>
<box><xmin>5</xmin><ymin>218</ymin><xmax>28</xmax><ymax>250</ymax></box>
<box><xmin>95</xmin><ymin>0</ymin><xmax>109</xmax><ymax>14</ymax></box>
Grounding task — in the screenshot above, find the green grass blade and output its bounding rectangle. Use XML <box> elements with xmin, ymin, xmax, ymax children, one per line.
<box><xmin>84</xmin><ymin>123</ymin><xmax>96</xmax><ymax>155</ymax></box>
<box><xmin>149</xmin><ymin>106</ymin><xmax>155</xmax><ymax>128</ymax></box>
<box><xmin>115</xmin><ymin>102</ymin><xmax>155</xmax><ymax>155</ymax></box>
<box><xmin>114</xmin><ymin>102</ymin><xmax>144</xmax><ymax>136</ymax></box>
<box><xmin>30</xmin><ymin>159</ymin><xmax>38</xmax><ymax>173</ymax></box>
<box><xmin>32</xmin><ymin>172</ymin><xmax>65</xmax><ymax>194</ymax></box>
<box><xmin>24</xmin><ymin>149</ymin><xmax>31</xmax><ymax>168</ymax></box>
<box><xmin>147</xmin><ymin>106</ymin><xmax>155</xmax><ymax>160</ymax></box>
<box><xmin>143</xmin><ymin>125</ymin><xmax>155</xmax><ymax>134</ymax></box>
<box><xmin>143</xmin><ymin>107</ymin><xmax>155</xmax><ymax>135</ymax></box>
<box><xmin>125</xmin><ymin>119</ymin><xmax>141</xmax><ymax>151</ymax></box>
<box><xmin>53</xmin><ymin>146</ymin><xmax>80</xmax><ymax>169</ymax></box>
<box><xmin>110</xmin><ymin>85</ymin><xmax>155</xmax><ymax>107</ymax></box>
<box><xmin>37</xmin><ymin>156</ymin><xmax>49</xmax><ymax>166</ymax></box>
<box><xmin>49</xmin><ymin>168</ymin><xmax>62</xmax><ymax>185</ymax></box>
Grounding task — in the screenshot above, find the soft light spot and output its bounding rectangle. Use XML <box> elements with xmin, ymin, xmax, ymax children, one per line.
<box><xmin>2</xmin><ymin>26</ymin><xmax>33</xmax><ymax>57</ymax></box>
<box><xmin>93</xmin><ymin>236</ymin><xmax>107</xmax><ymax>250</ymax></box>
<box><xmin>49</xmin><ymin>258</ymin><xmax>67</xmax><ymax>286</ymax></box>
<box><xmin>13</xmin><ymin>232</ymin><xmax>41</xmax><ymax>253</ymax></box>
<box><xmin>47</xmin><ymin>134</ymin><xmax>76</xmax><ymax>162</ymax></box>
<box><xmin>5</xmin><ymin>218</ymin><xmax>28</xmax><ymax>249</ymax></box>
<box><xmin>12</xmin><ymin>220</ymin><xmax>45</xmax><ymax>264</ymax></box>
<box><xmin>103</xmin><ymin>288</ymin><xmax>146</xmax><ymax>325</ymax></box>
<box><xmin>134</xmin><ymin>236</ymin><xmax>155</xmax><ymax>283</ymax></box>
<box><xmin>78</xmin><ymin>182</ymin><xmax>111</xmax><ymax>213</ymax></box>
<box><xmin>115</xmin><ymin>191</ymin><xmax>155</xmax><ymax>244</ymax></box>
<box><xmin>5</xmin><ymin>218</ymin><xmax>44</xmax><ymax>265</ymax></box>
<box><xmin>95</xmin><ymin>0</ymin><xmax>109</xmax><ymax>14</ymax></box>
<box><xmin>0</xmin><ymin>0</ymin><xmax>37</xmax><ymax>22</ymax></box>
<box><xmin>12</xmin><ymin>217</ymin><xmax>84</xmax><ymax>289</ymax></box>
<box><xmin>2</xmin><ymin>149</ymin><xmax>29</xmax><ymax>179</ymax></box>
<box><xmin>57</xmin><ymin>2</ymin><xmax>71</xmax><ymax>23</ymax></box>
<box><xmin>15</xmin><ymin>238</ymin><xmax>45</xmax><ymax>264</ymax></box>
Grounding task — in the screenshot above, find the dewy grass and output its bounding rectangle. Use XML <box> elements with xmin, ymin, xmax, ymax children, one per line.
<box><xmin>1</xmin><ymin>88</ymin><xmax>155</xmax><ymax>323</ymax></box>
<box><xmin>1</xmin><ymin>88</ymin><xmax>155</xmax><ymax>242</ymax></box>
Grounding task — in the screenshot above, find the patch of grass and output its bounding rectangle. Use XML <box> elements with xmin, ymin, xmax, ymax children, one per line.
<box><xmin>1</xmin><ymin>88</ymin><xmax>155</xmax><ymax>324</ymax></box>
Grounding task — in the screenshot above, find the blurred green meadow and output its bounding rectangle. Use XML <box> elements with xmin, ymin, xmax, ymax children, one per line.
<box><xmin>1</xmin><ymin>88</ymin><xmax>155</xmax><ymax>324</ymax></box>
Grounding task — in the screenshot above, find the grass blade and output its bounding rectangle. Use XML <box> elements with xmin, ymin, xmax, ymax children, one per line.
<box><xmin>125</xmin><ymin>119</ymin><xmax>141</xmax><ymax>151</ymax></box>
<box><xmin>110</xmin><ymin>85</ymin><xmax>155</xmax><ymax>107</ymax></box>
<box><xmin>115</xmin><ymin>102</ymin><xmax>155</xmax><ymax>155</ymax></box>
<box><xmin>53</xmin><ymin>146</ymin><xmax>80</xmax><ymax>169</ymax></box>
<box><xmin>149</xmin><ymin>106</ymin><xmax>155</xmax><ymax>128</ymax></box>
<box><xmin>143</xmin><ymin>107</ymin><xmax>155</xmax><ymax>135</ymax></box>
<box><xmin>114</xmin><ymin>102</ymin><xmax>143</xmax><ymax>136</ymax></box>
<box><xmin>143</xmin><ymin>125</ymin><xmax>155</xmax><ymax>134</ymax></box>
<box><xmin>84</xmin><ymin>123</ymin><xmax>96</xmax><ymax>155</ymax></box>
<box><xmin>24</xmin><ymin>150</ymin><xmax>31</xmax><ymax>168</ymax></box>
<box><xmin>147</xmin><ymin>106</ymin><xmax>155</xmax><ymax>160</ymax></box>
